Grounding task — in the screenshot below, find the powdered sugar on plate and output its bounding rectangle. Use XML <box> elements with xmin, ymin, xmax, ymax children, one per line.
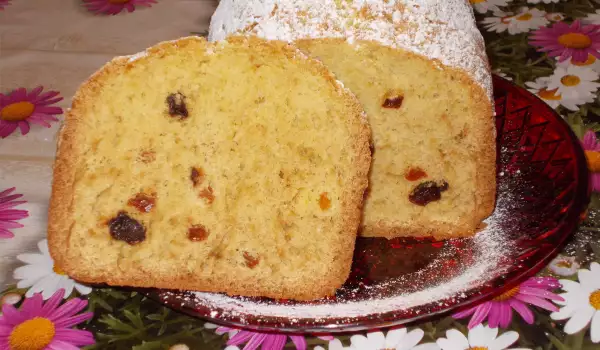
<box><xmin>183</xmin><ymin>194</ymin><xmax>510</xmax><ymax>319</ymax></box>
<box><xmin>160</xmin><ymin>187</ymin><xmax>514</xmax><ymax>322</ymax></box>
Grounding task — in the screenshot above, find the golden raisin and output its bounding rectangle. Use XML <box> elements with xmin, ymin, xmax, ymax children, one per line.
<box><xmin>319</xmin><ymin>192</ymin><xmax>331</xmax><ymax>210</ymax></box>
<box><xmin>190</xmin><ymin>167</ymin><xmax>205</xmax><ymax>187</ymax></box>
<box><xmin>243</xmin><ymin>252</ymin><xmax>260</xmax><ymax>268</ymax></box>
<box><xmin>405</xmin><ymin>167</ymin><xmax>427</xmax><ymax>181</ymax></box>
<box><xmin>199</xmin><ymin>186</ymin><xmax>215</xmax><ymax>204</ymax></box>
<box><xmin>127</xmin><ymin>193</ymin><xmax>156</xmax><ymax>213</ymax></box>
<box><xmin>139</xmin><ymin>150</ymin><xmax>156</xmax><ymax>163</ymax></box>
<box><xmin>188</xmin><ymin>225</ymin><xmax>209</xmax><ymax>242</ymax></box>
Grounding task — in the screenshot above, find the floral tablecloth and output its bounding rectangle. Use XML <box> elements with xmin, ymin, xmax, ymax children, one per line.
<box><xmin>1</xmin><ymin>0</ymin><xmax>600</xmax><ymax>349</ymax></box>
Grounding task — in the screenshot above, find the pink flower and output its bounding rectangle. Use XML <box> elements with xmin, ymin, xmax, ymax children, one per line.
<box><xmin>214</xmin><ymin>326</ymin><xmax>333</xmax><ymax>350</ymax></box>
<box><xmin>530</xmin><ymin>20</ymin><xmax>600</xmax><ymax>63</ymax></box>
<box><xmin>83</xmin><ymin>0</ymin><xmax>157</xmax><ymax>15</ymax></box>
<box><xmin>453</xmin><ymin>277</ymin><xmax>564</xmax><ymax>329</ymax></box>
<box><xmin>582</xmin><ymin>130</ymin><xmax>600</xmax><ymax>192</ymax></box>
<box><xmin>0</xmin><ymin>289</ymin><xmax>95</xmax><ymax>349</ymax></box>
<box><xmin>0</xmin><ymin>0</ymin><xmax>10</xmax><ymax>10</ymax></box>
<box><xmin>0</xmin><ymin>187</ymin><xmax>28</xmax><ymax>239</ymax></box>
<box><xmin>0</xmin><ymin>86</ymin><xmax>63</xmax><ymax>138</ymax></box>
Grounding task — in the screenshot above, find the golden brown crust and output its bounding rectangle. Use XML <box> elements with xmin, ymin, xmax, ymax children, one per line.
<box><xmin>47</xmin><ymin>36</ymin><xmax>371</xmax><ymax>301</ymax></box>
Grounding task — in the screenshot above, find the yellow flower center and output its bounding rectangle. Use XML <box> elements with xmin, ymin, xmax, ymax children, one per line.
<box><xmin>0</xmin><ymin>101</ymin><xmax>35</xmax><ymax>122</ymax></box>
<box><xmin>585</xmin><ymin>151</ymin><xmax>600</xmax><ymax>173</ymax></box>
<box><xmin>108</xmin><ymin>0</ymin><xmax>130</xmax><ymax>3</ymax></box>
<box><xmin>556</xmin><ymin>260</ymin><xmax>573</xmax><ymax>268</ymax></box>
<box><xmin>493</xmin><ymin>286</ymin><xmax>520</xmax><ymax>301</ymax></box>
<box><xmin>573</xmin><ymin>54</ymin><xmax>597</xmax><ymax>66</ymax></box>
<box><xmin>516</xmin><ymin>13</ymin><xmax>532</xmax><ymax>21</ymax></box>
<box><xmin>558</xmin><ymin>33</ymin><xmax>592</xmax><ymax>49</ymax></box>
<box><xmin>52</xmin><ymin>264</ymin><xmax>66</xmax><ymax>275</ymax></box>
<box><xmin>470</xmin><ymin>0</ymin><xmax>486</xmax><ymax>3</ymax></box>
<box><xmin>538</xmin><ymin>87</ymin><xmax>562</xmax><ymax>100</ymax></box>
<box><xmin>469</xmin><ymin>348</ymin><xmax>488</xmax><ymax>350</ymax></box>
<box><xmin>560</xmin><ymin>75</ymin><xmax>581</xmax><ymax>86</ymax></box>
<box><xmin>9</xmin><ymin>317</ymin><xmax>56</xmax><ymax>350</ymax></box>
<box><xmin>589</xmin><ymin>290</ymin><xmax>600</xmax><ymax>310</ymax></box>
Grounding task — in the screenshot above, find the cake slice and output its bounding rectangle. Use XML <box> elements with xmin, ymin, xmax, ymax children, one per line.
<box><xmin>209</xmin><ymin>0</ymin><xmax>497</xmax><ymax>239</ymax></box>
<box><xmin>47</xmin><ymin>36</ymin><xmax>371</xmax><ymax>300</ymax></box>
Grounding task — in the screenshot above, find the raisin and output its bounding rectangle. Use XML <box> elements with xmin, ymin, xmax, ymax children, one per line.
<box><xmin>190</xmin><ymin>167</ymin><xmax>204</xmax><ymax>187</ymax></box>
<box><xmin>139</xmin><ymin>150</ymin><xmax>156</xmax><ymax>163</ymax></box>
<box><xmin>127</xmin><ymin>193</ymin><xmax>156</xmax><ymax>213</ymax></box>
<box><xmin>199</xmin><ymin>186</ymin><xmax>215</xmax><ymax>204</ymax></box>
<box><xmin>382</xmin><ymin>91</ymin><xmax>404</xmax><ymax>109</ymax></box>
<box><xmin>319</xmin><ymin>192</ymin><xmax>331</xmax><ymax>210</ymax></box>
<box><xmin>188</xmin><ymin>224</ymin><xmax>209</xmax><ymax>242</ymax></box>
<box><xmin>405</xmin><ymin>167</ymin><xmax>427</xmax><ymax>181</ymax></box>
<box><xmin>243</xmin><ymin>252</ymin><xmax>260</xmax><ymax>268</ymax></box>
<box><xmin>166</xmin><ymin>92</ymin><xmax>188</xmax><ymax>119</ymax></box>
<box><xmin>108</xmin><ymin>212</ymin><xmax>146</xmax><ymax>245</ymax></box>
<box><xmin>409</xmin><ymin>180</ymin><xmax>449</xmax><ymax>206</ymax></box>
<box><xmin>439</xmin><ymin>180</ymin><xmax>449</xmax><ymax>191</ymax></box>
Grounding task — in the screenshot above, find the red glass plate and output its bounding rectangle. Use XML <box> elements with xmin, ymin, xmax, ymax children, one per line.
<box><xmin>146</xmin><ymin>75</ymin><xmax>590</xmax><ymax>333</ymax></box>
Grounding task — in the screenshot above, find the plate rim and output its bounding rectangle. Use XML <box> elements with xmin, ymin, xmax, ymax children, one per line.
<box><xmin>144</xmin><ymin>75</ymin><xmax>592</xmax><ymax>333</ymax></box>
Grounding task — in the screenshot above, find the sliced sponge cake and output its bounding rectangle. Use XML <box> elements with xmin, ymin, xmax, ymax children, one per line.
<box><xmin>48</xmin><ymin>36</ymin><xmax>371</xmax><ymax>300</ymax></box>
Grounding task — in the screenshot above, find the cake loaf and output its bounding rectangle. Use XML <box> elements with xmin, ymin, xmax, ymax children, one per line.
<box><xmin>47</xmin><ymin>36</ymin><xmax>371</xmax><ymax>300</ymax></box>
<box><xmin>209</xmin><ymin>0</ymin><xmax>496</xmax><ymax>239</ymax></box>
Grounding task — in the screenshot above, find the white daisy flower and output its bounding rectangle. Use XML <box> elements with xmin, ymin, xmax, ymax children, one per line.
<box><xmin>557</xmin><ymin>54</ymin><xmax>600</xmax><ymax>73</ymax></box>
<box><xmin>525</xmin><ymin>76</ymin><xmax>595</xmax><ymax>111</ymax></box>
<box><xmin>551</xmin><ymin>262</ymin><xmax>600</xmax><ymax>343</ymax></box>
<box><xmin>469</xmin><ymin>0</ymin><xmax>512</xmax><ymax>14</ymax></box>
<box><xmin>350</xmin><ymin>328</ymin><xmax>440</xmax><ymax>350</ymax></box>
<box><xmin>545</xmin><ymin>12</ymin><xmax>565</xmax><ymax>21</ymax></box>
<box><xmin>315</xmin><ymin>338</ymin><xmax>351</xmax><ymax>350</ymax></box>
<box><xmin>0</xmin><ymin>293</ymin><xmax>22</xmax><ymax>306</ymax></box>
<box><xmin>13</xmin><ymin>239</ymin><xmax>92</xmax><ymax>300</ymax></box>
<box><xmin>168</xmin><ymin>345</ymin><xmax>190</xmax><ymax>350</ymax></box>
<box><xmin>436</xmin><ymin>324</ymin><xmax>530</xmax><ymax>350</ymax></box>
<box><xmin>527</xmin><ymin>0</ymin><xmax>562</xmax><ymax>3</ymax></box>
<box><xmin>548</xmin><ymin>255</ymin><xmax>580</xmax><ymax>276</ymax></box>
<box><xmin>582</xmin><ymin>9</ymin><xmax>600</xmax><ymax>25</ymax></box>
<box><xmin>547</xmin><ymin>65</ymin><xmax>600</xmax><ymax>99</ymax></box>
<box><xmin>482</xmin><ymin>8</ymin><xmax>548</xmax><ymax>34</ymax></box>
<box><xmin>494</xmin><ymin>71</ymin><xmax>514</xmax><ymax>81</ymax></box>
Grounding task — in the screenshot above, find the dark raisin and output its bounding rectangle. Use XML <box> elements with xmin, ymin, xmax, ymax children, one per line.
<box><xmin>199</xmin><ymin>186</ymin><xmax>215</xmax><ymax>204</ymax></box>
<box><xmin>108</xmin><ymin>212</ymin><xmax>146</xmax><ymax>245</ymax></box>
<box><xmin>190</xmin><ymin>167</ymin><xmax>204</xmax><ymax>187</ymax></box>
<box><xmin>166</xmin><ymin>92</ymin><xmax>188</xmax><ymax>119</ymax></box>
<box><xmin>409</xmin><ymin>180</ymin><xmax>449</xmax><ymax>206</ymax></box>
<box><xmin>382</xmin><ymin>91</ymin><xmax>404</xmax><ymax>109</ymax></box>
<box><xmin>405</xmin><ymin>167</ymin><xmax>427</xmax><ymax>181</ymax></box>
<box><xmin>243</xmin><ymin>252</ymin><xmax>260</xmax><ymax>268</ymax></box>
<box><xmin>127</xmin><ymin>193</ymin><xmax>156</xmax><ymax>213</ymax></box>
<box><xmin>188</xmin><ymin>224</ymin><xmax>209</xmax><ymax>242</ymax></box>
<box><xmin>439</xmin><ymin>180</ymin><xmax>449</xmax><ymax>191</ymax></box>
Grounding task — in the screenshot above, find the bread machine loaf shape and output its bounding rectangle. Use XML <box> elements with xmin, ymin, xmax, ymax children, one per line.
<box><xmin>209</xmin><ymin>0</ymin><xmax>496</xmax><ymax>239</ymax></box>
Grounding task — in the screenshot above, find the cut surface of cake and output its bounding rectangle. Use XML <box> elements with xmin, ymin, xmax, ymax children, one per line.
<box><xmin>209</xmin><ymin>0</ymin><xmax>497</xmax><ymax>239</ymax></box>
<box><xmin>47</xmin><ymin>36</ymin><xmax>371</xmax><ymax>300</ymax></box>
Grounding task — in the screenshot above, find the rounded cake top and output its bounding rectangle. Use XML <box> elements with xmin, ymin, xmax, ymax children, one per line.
<box><xmin>209</xmin><ymin>0</ymin><xmax>492</xmax><ymax>101</ymax></box>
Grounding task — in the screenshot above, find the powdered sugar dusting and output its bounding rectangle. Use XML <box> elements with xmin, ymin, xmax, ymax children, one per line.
<box><xmin>171</xmin><ymin>188</ymin><xmax>512</xmax><ymax>321</ymax></box>
<box><xmin>208</xmin><ymin>0</ymin><xmax>492</xmax><ymax>101</ymax></box>
<box><xmin>126</xmin><ymin>50</ymin><xmax>148</xmax><ymax>63</ymax></box>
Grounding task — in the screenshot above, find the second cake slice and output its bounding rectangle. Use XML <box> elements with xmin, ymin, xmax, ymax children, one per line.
<box><xmin>48</xmin><ymin>36</ymin><xmax>371</xmax><ymax>300</ymax></box>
